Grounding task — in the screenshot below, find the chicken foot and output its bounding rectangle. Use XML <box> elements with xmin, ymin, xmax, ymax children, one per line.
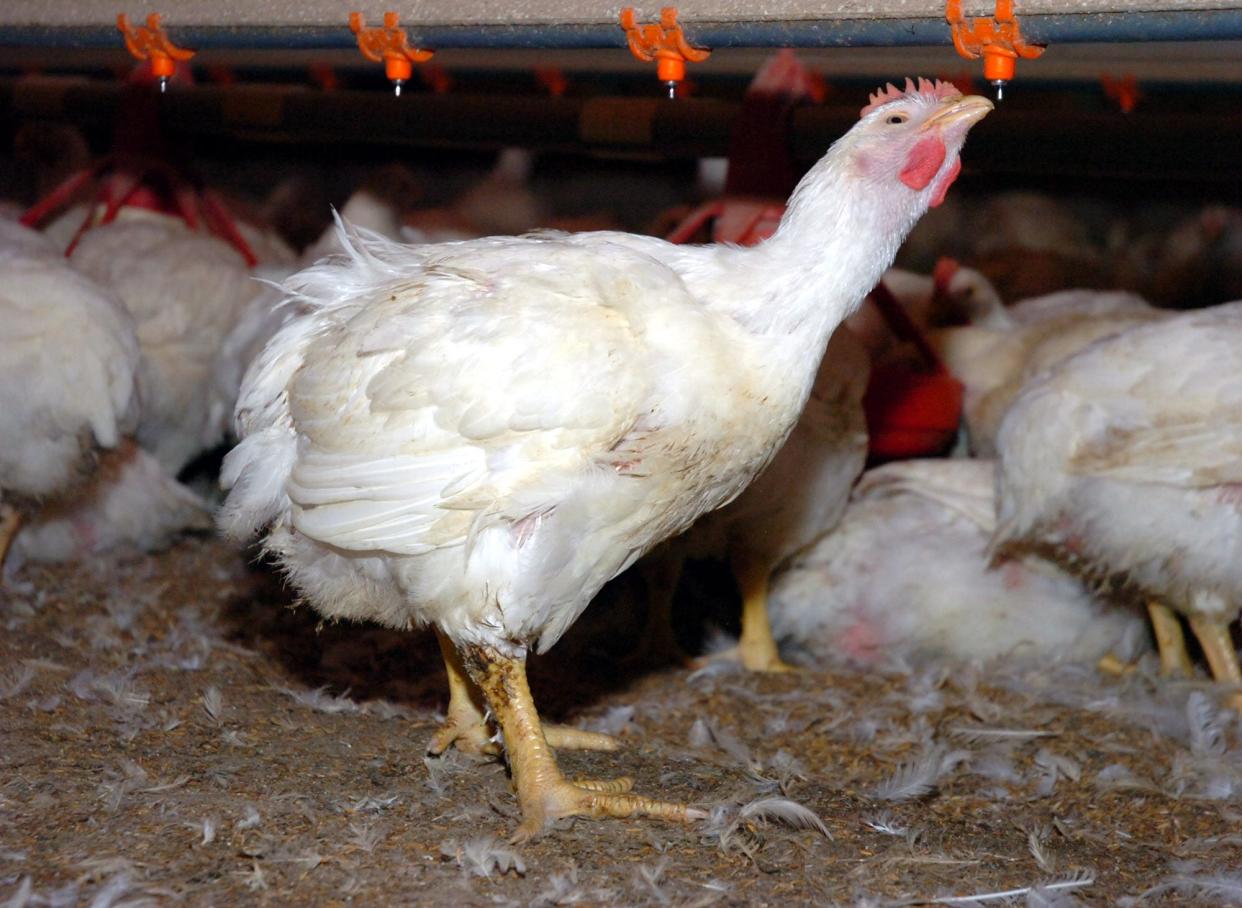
<box><xmin>1187</xmin><ymin>616</ymin><xmax>1242</xmax><ymax>714</ymax></box>
<box><xmin>0</xmin><ymin>504</ymin><xmax>21</xmax><ymax>570</ymax></box>
<box><xmin>1147</xmin><ymin>600</ymin><xmax>1194</xmax><ymax>678</ymax></box>
<box><xmin>428</xmin><ymin>629</ymin><xmax>619</xmax><ymax>758</ymax></box>
<box><xmin>458</xmin><ymin>641</ymin><xmax>703</xmax><ymax>841</ymax></box>
<box><xmin>697</xmin><ymin>548</ymin><xmax>795</xmax><ymax>672</ymax></box>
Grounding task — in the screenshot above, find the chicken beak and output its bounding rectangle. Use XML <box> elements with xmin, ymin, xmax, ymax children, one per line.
<box><xmin>922</xmin><ymin>95</ymin><xmax>994</xmax><ymax>131</ymax></box>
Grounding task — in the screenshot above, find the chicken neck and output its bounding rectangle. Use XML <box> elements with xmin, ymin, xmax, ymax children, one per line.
<box><xmin>703</xmin><ymin>153</ymin><xmax>924</xmax><ymax>366</ymax></box>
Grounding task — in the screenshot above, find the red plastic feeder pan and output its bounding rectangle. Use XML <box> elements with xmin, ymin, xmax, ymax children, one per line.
<box><xmin>862</xmin><ymin>280</ymin><xmax>964</xmax><ymax>462</ymax></box>
<box><xmin>864</xmin><ymin>364</ymin><xmax>964</xmax><ymax>462</ymax></box>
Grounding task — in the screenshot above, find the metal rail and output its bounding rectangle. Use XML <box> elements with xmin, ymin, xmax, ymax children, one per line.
<box><xmin>3</xmin><ymin>10</ymin><xmax>1242</xmax><ymax>50</ymax></box>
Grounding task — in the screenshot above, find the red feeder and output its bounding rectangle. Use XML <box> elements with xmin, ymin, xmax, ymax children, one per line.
<box><xmin>861</xmin><ymin>281</ymin><xmax>964</xmax><ymax>462</ymax></box>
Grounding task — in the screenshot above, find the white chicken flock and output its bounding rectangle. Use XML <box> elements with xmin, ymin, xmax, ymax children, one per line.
<box><xmin>5</xmin><ymin>70</ymin><xmax>1242</xmax><ymax>845</ymax></box>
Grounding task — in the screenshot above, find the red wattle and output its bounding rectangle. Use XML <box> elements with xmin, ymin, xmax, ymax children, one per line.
<box><xmin>899</xmin><ymin>134</ymin><xmax>947</xmax><ymax>192</ymax></box>
<box><xmin>928</xmin><ymin>157</ymin><xmax>962</xmax><ymax>209</ymax></box>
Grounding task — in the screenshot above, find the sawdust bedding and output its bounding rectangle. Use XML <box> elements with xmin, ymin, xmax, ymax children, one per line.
<box><xmin>2</xmin><ymin>537</ymin><xmax>1241</xmax><ymax>906</ymax></box>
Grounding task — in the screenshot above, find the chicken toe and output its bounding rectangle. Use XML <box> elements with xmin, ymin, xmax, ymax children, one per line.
<box><xmin>458</xmin><ymin>641</ymin><xmax>700</xmax><ymax>840</ymax></box>
<box><xmin>1187</xmin><ymin>616</ymin><xmax>1242</xmax><ymax>713</ymax></box>
<box><xmin>1147</xmin><ymin>600</ymin><xmax>1194</xmax><ymax>678</ymax></box>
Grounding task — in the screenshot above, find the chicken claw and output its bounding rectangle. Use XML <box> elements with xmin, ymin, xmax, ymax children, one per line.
<box><xmin>1147</xmin><ymin>600</ymin><xmax>1193</xmax><ymax>678</ymax></box>
<box><xmin>430</xmin><ymin>630</ymin><xmax>619</xmax><ymax>757</ymax></box>
<box><xmin>458</xmin><ymin>641</ymin><xmax>702</xmax><ymax>840</ymax></box>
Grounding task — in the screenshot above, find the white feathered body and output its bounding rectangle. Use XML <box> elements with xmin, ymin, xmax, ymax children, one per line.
<box><xmin>993</xmin><ymin>302</ymin><xmax>1242</xmax><ymax>623</ymax></box>
<box><xmin>219</xmin><ymin>86</ymin><xmax>988</xmax><ymax>659</ymax></box>
<box><xmin>70</xmin><ymin>212</ymin><xmax>259</xmax><ymax>474</ymax></box>
<box><xmin>934</xmin><ymin>289</ymin><xmax>1166</xmax><ymax>456</ymax></box>
<box><xmin>0</xmin><ymin>222</ymin><xmax>140</xmax><ymax>509</ymax></box>
<box><xmin>683</xmin><ymin>325</ymin><xmax>870</xmax><ymax>569</ymax></box>
<box><xmin>223</xmin><ymin>228</ymin><xmax>879</xmax><ymax>655</ymax></box>
<box><xmin>768</xmin><ymin>458</ymin><xmax>1144</xmax><ymax>665</ymax></box>
<box><xmin>12</xmin><ymin>440</ymin><xmax>210</xmax><ymax>563</ymax></box>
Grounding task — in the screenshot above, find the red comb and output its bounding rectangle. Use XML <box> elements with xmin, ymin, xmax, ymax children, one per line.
<box><xmin>860</xmin><ymin>77</ymin><xmax>962</xmax><ymax>117</ymax></box>
<box><xmin>932</xmin><ymin>256</ymin><xmax>961</xmax><ymax>292</ymax></box>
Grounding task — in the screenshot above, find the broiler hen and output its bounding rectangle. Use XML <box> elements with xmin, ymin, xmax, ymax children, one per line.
<box><xmin>934</xmin><ymin>288</ymin><xmax>1166</xmax><ymax>456</ymax></box>
<box><xmin>768</xmin><ymin>458</ymin><xmax>1144</xmax><ymax>668</ymax></box>
<box><xmin>69</xmin><ymin>211</ymin><xmax>260</xmax><ymax>475</ymax></box>
<box><xmin>219</xmin><ymin>80</ymin><xmax>991</xmax><ymax>839</ymax></box>
<box><xmin>0</xmin><ymin>221</ymin><xmax>141</xmax><ymax>568</ymax></box>
<box><xmin>994</xmin><ymin>302</ymin><xmax>1242</xmax><ymax>711</ymax></box>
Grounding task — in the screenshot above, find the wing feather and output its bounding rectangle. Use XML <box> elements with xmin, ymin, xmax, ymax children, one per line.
<box><xmin>280</xmin><ymin>234</ymin><xmax>695</xmax><ymax>555</ymax></box>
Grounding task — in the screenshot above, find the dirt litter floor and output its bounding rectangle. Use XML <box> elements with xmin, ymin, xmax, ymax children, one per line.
<box><xmin>3</xmin><ymin>536</ymin><xmax>1242</xmax><ymax>906</ymax></box>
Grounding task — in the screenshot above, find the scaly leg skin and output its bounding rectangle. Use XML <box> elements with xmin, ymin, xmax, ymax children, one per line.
<box><xmin>1147</xmin><ymin>600</ymin><xmax>1194</xmax><ymax>678</ymax></box>
<box><xmin>1187</xmin><ymin>616</ymin><xmax>1242</xmax><ymax>714</ymax></box>
<box><xmin>428</xmin><ymin>629</ymin><xmax>501</xmax><ymax>757</ymax></box>
<box><xmin>459</xmin><ymin>642</ymin><xmax>703</xmax><ymax>842</ymax></box>
<box><xmin>0</xmin><ymin>505</ymin><xmax>21</xmax><ymax>572</ymax></box>
<box><xmin>697</xmin><ymin>548</ymin><xmax>796</xmax><ymax>673</ymax></box>
<box><xmin>428</xmin><ymin>629</ymin><xmax>619</xmax><ymax>758</ymax></box>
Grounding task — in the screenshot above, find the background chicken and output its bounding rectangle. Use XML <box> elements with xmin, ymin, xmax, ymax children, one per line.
<box><xmin>769</xmin><ymin>458</ymin><xmax>1145</xmax><ymax>668</ymax></box>
<box><xmin>69</xmin><ymin>211</ymin><xmax>261</xmax><ymax>475</ymax></box>
<box><xmin>993</xmin><ymin>302</ymin><xmax>1242</xmax><ymax>711</ymax></box>
<box><xmin>933</xmin><ymin>287</ymin><xmax>1167</xmax><ymax>456</ymax></box>
<box><xmin>0</xmin><ymin>220</ymin><xmax>141</xmax><ymax>567</ymax></box>
<box><xmin>219</xmin><ymin>80</ymin><xmax>991</xmax><ymax>838</ymax></box>
<box><xmin>844</xmin><ymin>260</ymin><xmax>1006</xmax><ymax>367</ymax></box>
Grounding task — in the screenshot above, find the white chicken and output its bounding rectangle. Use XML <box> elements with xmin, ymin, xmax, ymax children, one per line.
<box><xmin>69</xmin><ymin>211</ymin><xmax>260</xmax><ymax>475</ymax></box>
<box><xmin>10</xmin><ymin>439</ymin><xmax>212</xmax><ymax>564</ymax></box>
<box><xmin>219</xmin><ymin>80</ymin><xmax>991</xmax><ymax>838</ymax></box>
<box><xmin>768</xmin><ymin>458</ymin><xmax>1145</xmax><ymax>668</ymax></box>
<box><xmin>933</xmin><ymin>287</ymin><xmax>1167</xmax><ymax>456</ymax></box>
<box><xmin>993</xmin><ymin>302</ymin><xmax>1242</xmax><ymax>711</ymax></box>
<box><xmin>0</xmin><ymin>221</ymin><xmax>141</xmax><ymax>567</ymax></box>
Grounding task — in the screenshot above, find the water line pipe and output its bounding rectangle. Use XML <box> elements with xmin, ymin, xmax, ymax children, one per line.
<box><xmin>3</xmin><ymin>10</ymin><xmax>1242</xmax><ymax>51</ymax></box>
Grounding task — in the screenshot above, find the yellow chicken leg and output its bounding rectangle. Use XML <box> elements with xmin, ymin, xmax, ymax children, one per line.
<box><xmin>1148</xmin><ymin>600</ymin><xmax>1194</xmax><ymax>678</ymax></box>
<box><xmin>428</xmin><ymin>629</ymin><xmax>619</xmax><ymax>757</ymax></box>
<box><xmin>1187</xmin><ymin>616</ymin><xmax>1242</xmax><ymax>714</ymax></box>
<box><xmin>458</xmin><ymin>642</ymin><xmax>702</xmax><ymax>841</ymax></box>
<box><xmin>0</xmin><ymin>505</ymin><xmax>20</xmax><ymax>570</ymax></box>
<box><xmin>698</xmin><ymin>548</ymin><xmax>796</xmax><ymax>672</ymax></box>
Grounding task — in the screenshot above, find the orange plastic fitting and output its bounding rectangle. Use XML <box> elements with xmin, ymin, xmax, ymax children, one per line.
<box><xmin>116</xmin><ymin>13</ymin><xmax>194</xmax><ymax>88</ymax></box>
<box><xmin>946</xmin><ymin>0</ymin><xmax>1044</xmax><ymax>99</ymax></box>
<box><xmin>349</xmin><ymin>11</ymin><xmax>434</xmax><ymax>94</ymax></box>
<box><xmin>619</xmin><ymin>7</ymin><xmax>710</xmax><ymax>98</ymax></box>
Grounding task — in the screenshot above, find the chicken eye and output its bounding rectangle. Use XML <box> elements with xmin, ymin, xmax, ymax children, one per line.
<box><xmin>886</xmin><ymin>113</ymin><xmax>909</xmax><ymax>125</ymax></box>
